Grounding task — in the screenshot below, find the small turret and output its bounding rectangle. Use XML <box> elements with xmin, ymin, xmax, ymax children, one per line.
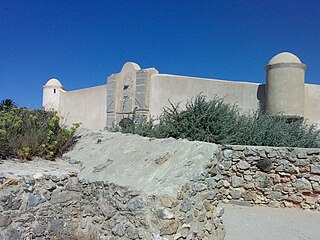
<box><xmin>265</xmin><ymin>52</ymin><xmax>306</xmax><ymax>120</ymax></box>
<box><xmin>43</xmin><ymin>78</ymin><xmax>64</xmax><ymax>111</ymax></box>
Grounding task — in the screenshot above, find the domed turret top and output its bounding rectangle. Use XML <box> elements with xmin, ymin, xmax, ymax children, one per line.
<box><xmin>121</xmin><ymin>62</ymin><xmax>141</xmax><ymax>73</ymax></box>
<box><xmin>45</xmin><ymin>78</ymin><xmax>63</xmax><ymax>87</ymax></box>
<box><xmin>268</xmin><ymin>52</ymin><xmax>302</xmax><ymax>65</ymax></box>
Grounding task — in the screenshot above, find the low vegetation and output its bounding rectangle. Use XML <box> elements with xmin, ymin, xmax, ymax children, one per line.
<box><xmin>0</xmin><ymin>99</ymin><xmax>79</xmax><ymax>160</ymax></box>
<box><xmin>117</xmin><ymin>95</ymin><xmax>320</xmax><ymax>148</ymax></box>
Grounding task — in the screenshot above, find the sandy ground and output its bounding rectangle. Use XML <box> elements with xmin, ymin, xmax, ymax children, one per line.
<box><xmin>221</xmin><ymin>203</ymin><xmax>320</xmax><ymax>240</ymax></box>
<box><xmin>0</xmin><ymin>158</ymin><xmax>80</xmax><ymax>179</ymax></box>
<box><xmin>64</xmin><ymin>129</ymin><xmax>218</xmax><ymax>196</ymax></box>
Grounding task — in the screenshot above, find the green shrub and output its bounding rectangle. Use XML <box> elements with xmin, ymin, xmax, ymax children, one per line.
<box><xmin>0</xmin><ymin>108</ymin><xmax>79</xmax><ymax>160</ymax></box>
<box><xmin>116</xmin><ymin>95</ymin><xmax>320</xmax><ymax>148</ymax></box>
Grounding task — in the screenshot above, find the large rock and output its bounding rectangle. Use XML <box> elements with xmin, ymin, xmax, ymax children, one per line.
<box><xmin>231</xmin><ymin>176</ymin><xmax>244</xmax><ymax>188</ymax></box>
<box><xmin>127</xmin><ymin>197</ymin><xmax>144</xmax><ymax>211</ymax></box>
<box><xmin>65</xmin><ymin>177</ymin><xmax>81</xmax><ymax>191</ymax></box>
<box><xmin>27</xmin><ymin>194</ymin><xmax>46</xmax><ymax>207</ymax></box>
<box><xmin>293</xmin><ymin>178</ymin><xmax>312</xmax><ymax>192</ymax></box>
<box><xmin>236</xmin><ymin>161</ymin><xmax>250</xmax><ymax>170</ymax></box>
<box><xmin>158</xmin><ymin>208</ymin><xmax>175</xmax><ymax>220</ymax></box>
<box><xmin>160</xmin><ymin>220</ymin><xmax>179</xmax><ymax>236</ymax></box>
<box><xmin>112</xmin><ymin>222</ymin><xmax>126</xmax><ymax>237</ymax></box>
<box><xmin>0</xmin><ymin>215</ymin><xmax>12</xmax><ymax>227</ymax></box>
<box><xmin>192</xmin><ymin>183</ymin><xmax>207</xmax><ymax>192</ymax></box>
<box><xmin>180</xmin><ymin>199</ymin><xmax>191</xmax><ymax>213</ymax></box>
<box><xmin>100</xmin><ymin>204</ymin><xmax>117</xmax><ymax>220</ymax></box>
<box><xmin>311</xmin><ymin>163</ymin><xmax>320</xmax><ymax>175</ymax></box>
<box><xmin>223</xmin><ymin>149</ymin><xmax>234</xmax><ymax>158</ymax></box>
<box><xmin>160</xmin><ymin>195</ymin><xmax>177</xmax><ymax>208</ymax></box>
<box><xmin>255</xmin><ymin>172</ymin><xmax>272</xmax><ymax>189</ymax></box>
<box><xmin>50</xmin><ymin>190</ymin><xmax>81</xmax><ymax>204</ymax></box>
<box><xmin>48</xmin><ymin>219</ymin><xmax>64</xmax><ymax>234</ymax></box>
<box><xmin>230</xmin><ymin>189</ymin><xmax>243</xmax><ymax>199</ymax></box>
<box><xmin>283</xmin><ymin>163</ymin><xmax>297</xmax><ymax>173</ymax></box>
<box><xmin>256</xmin><ymin>159</ymin><xmax>273</xmax><ymax>172</ymax></box>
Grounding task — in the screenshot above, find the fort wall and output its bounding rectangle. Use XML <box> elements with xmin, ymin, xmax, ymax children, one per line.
<box><xmin>42</xmin><ymin>52</ymin><xmax>320</xmax><ymax>130</ymax></box>
<box><xmin>305</xmin><ymin>83</ymin><xmax>320</xmax><ymax>126</ymax></box>
<box><xmin>58</xmin><ymin>85</ymin><xmax>107</xmax><ymax>130</ymax></box>
<box><xmin>149</xmin><ymin>74</ymin><xmax>264</xmax><ymax>117</ymax></box>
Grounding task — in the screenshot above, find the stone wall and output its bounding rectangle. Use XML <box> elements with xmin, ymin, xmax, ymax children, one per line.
<box><xmin>211</xmin><ymin>145</ymin><xmax>320</xmax><ymax>210</ymax></box>
<box><xmin>2</xmin><ymin>134</ymin><xmax>320</xmax><ymax>239</ymax></box>
<box><xmin>0</xmin><ymin>172</ymin><xmax>225</xmax><ymax>239</ymax></box>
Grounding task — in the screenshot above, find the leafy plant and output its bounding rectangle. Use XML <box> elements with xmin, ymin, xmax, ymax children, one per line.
<box><xmin>0</xmin><ymin>105</ymin><xmax>79</xmax><ymax>160</ymax></box>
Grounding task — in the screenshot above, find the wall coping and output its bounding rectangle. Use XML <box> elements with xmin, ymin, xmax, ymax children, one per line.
<box><xmin>265</xmin><ymin>62</ymin><xmax>307</xmax><ymax>71</ymax></box>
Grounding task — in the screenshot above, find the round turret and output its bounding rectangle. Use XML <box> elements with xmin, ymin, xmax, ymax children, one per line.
<box><xmin>265</xmin><ymin>52</ymin><xmax>306</xmax><ymax>119</ymax></box>
<box><xmin>45</xmin><ymin>78</ymin><xmax>63</xmax><ymax>87</ymax></box>
<box><xmin>268</xmin><ymin>52</ymin><xmax>301</xmax><ymax>65</ymax></box>
<box><xmin>43</xmin><ymin>78</ymin><xmax>64</xmax><ymax>111</ymax></box>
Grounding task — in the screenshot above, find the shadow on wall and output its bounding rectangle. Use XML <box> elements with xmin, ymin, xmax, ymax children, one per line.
<box><xmin>257</xmin><ymin>85</ymin><xmax>266</xmax><ymax>112</ymax></box>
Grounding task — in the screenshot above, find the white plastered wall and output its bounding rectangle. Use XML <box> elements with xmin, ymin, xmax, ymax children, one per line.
<box><xmin>304</xmin><ymin>84</ymin><xmax>320</xmax><ymax>126</ymax></box>
<box><xmin>58</xmin><ymin>85</ymin><xmax>107</xmax><ymax>130</ymax></box>
<box><xmin>149</xmin><ymin>74</ymin><xmax>265</xmax><ymax>118</ymax></box>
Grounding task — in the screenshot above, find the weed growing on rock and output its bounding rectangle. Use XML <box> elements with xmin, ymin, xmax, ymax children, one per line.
<box><xmin>116</xmin><ymin>95</ymin><xmax>320</xmax><ymax>148</ymax></box>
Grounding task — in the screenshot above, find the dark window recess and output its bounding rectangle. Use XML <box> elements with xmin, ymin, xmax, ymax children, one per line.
<box><xmin>54</xmin><ymin>89</ymin><xmax>56</xmax><ymax>93</ymax></box>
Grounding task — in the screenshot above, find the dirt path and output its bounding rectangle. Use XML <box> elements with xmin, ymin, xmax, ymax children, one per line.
<box><xmin>221</xmin><ymin>203</ymin><xmax>320</xmax><ymax>240</ymax></box>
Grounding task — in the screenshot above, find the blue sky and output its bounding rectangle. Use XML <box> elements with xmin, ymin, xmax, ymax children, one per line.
<box><xmin>1</xmin><ymin>0</ymin><xmax>320</xmax><ymax>109</ymax></box>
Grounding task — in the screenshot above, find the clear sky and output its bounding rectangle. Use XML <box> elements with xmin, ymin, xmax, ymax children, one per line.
<box><xmin>1</xmin><ymin>0</ymin><xmax>320</xmax><ymax>109</ymax></box>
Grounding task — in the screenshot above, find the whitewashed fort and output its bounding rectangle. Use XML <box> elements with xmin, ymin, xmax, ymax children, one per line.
<box><xmin>43</xmin><ymin>52</ymin><xmax>320</xmax><ymax>130</ymax></box>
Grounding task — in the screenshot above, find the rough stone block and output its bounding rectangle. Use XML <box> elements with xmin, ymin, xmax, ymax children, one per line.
<box><xmin>231</xmin><ymin>176</ymin><xmax>244</xmax><ymax>188</ymax></box>
<box><xmin>256</xmin><ymin>159</ymin><xmax>273</xmax><ymax>172</ymax></box>
<box><xmin>236</xmin><ymin>161</ymin><xmax>250</xmax><ymax>170</ymax></box>
<box><xmin>311</xmin><ymin>163</ymin><xmax>320</xmax><ymax>174</ymax></box>
<box><xmin>293</xmin><ymin>178</ymin><xmax>312</xmax><ymax>192</ymax></box>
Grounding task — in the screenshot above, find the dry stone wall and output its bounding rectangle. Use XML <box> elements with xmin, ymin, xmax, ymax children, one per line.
<box><xmin>212</xmin><ymin>145</ymin><xmax>320</xmax><ymax>210</ymax></box>
<box><xmin>0</xmin><ymin>172</ymin><xmax>225</xmax><ymax>240</ymax></box>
